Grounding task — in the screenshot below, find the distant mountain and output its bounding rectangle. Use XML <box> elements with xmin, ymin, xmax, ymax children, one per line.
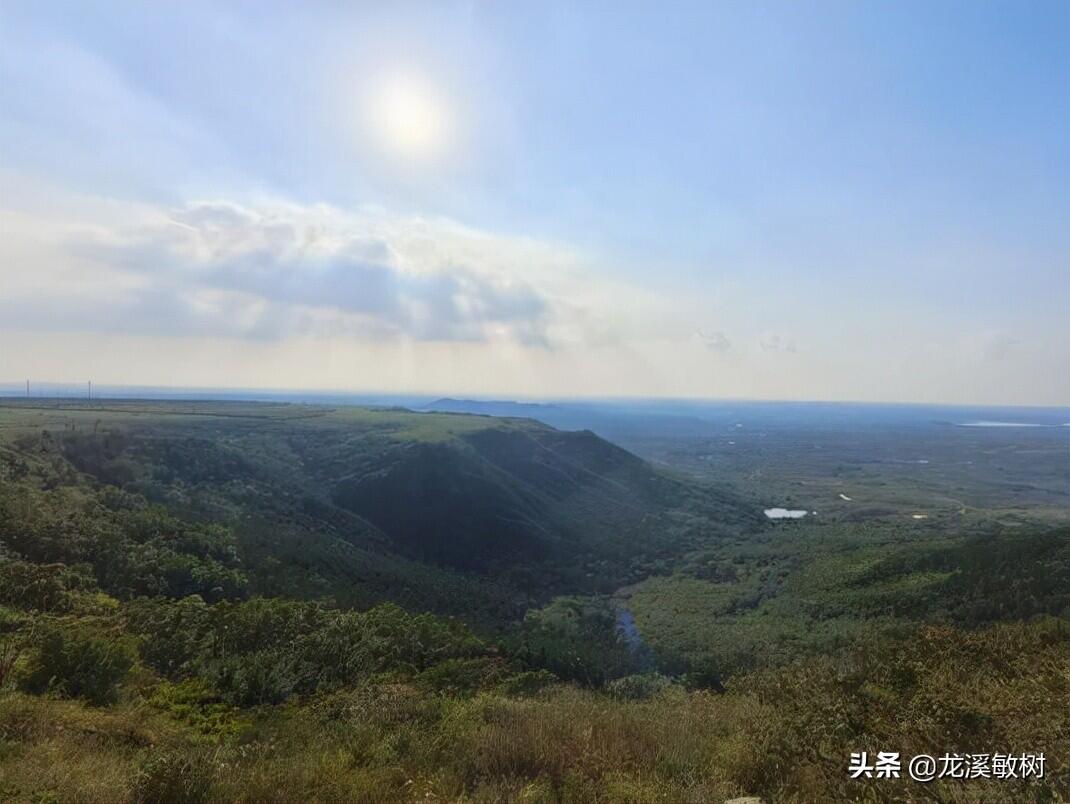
<box><xmin>420</xmin><ymin>397</ymin><xmax>596</xmax><ymax>431</ymax></box>
<box><xmin>420</xmin><ymin>397</ymin><xmax>719</xmax><ymax>442</ymax></box>
<box><xmin>422</xmin><ymin>398</ymin><xmax>562</xmax><ymax>418</ymax></box>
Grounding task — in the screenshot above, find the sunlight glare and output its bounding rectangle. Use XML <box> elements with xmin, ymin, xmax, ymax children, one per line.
<box><xmin>368</xmin><ymin>74</ymin><xmax>451</xmax><ymax>161</ymax></box>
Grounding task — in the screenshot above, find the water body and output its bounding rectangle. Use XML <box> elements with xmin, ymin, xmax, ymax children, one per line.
<box><xmin>959</xmin><ymin>421</ymin><xmax>1070</xmax><ymax>428</ymax></box>
<box><xmin>616</xmin><ymin>608</ymin><xmax>645</xmax><ymax>653</ymax></box>
<box><xmin>764</xmin><ymin>508</ymin><xmax>809</xmax><ymax>519</ymax></box>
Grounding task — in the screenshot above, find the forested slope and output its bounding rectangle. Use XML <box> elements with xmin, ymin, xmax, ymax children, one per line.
<box><xmin>0</xmin><ymin>401</ymin><xmax>753</xmax><ymax>623</ymax></box>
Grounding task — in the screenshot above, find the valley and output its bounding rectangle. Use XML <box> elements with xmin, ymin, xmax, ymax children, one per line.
<box><xmin>1</xmin><ymin>397</ymin><xmax>1068</xmax><ymax>801</ymax></box>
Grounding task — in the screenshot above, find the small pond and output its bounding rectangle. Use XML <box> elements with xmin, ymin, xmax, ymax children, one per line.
<box><xmin>764</xmin><ymin>508</ymin><xmax>809</xmax><ymax>520</ymax></box>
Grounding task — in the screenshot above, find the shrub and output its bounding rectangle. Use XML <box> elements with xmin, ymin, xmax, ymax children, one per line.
<box><xmin>148</xmin><ymin>679</ymin><xmax>246</xmax><ymax>739</ymax></box>
<box><xmin>605</xmin><ymin>672</ymin><xmax>674</xmax><ymax>700</ymax></box>
<box><xmin>415</xmin><ymin>657</ymin><xmax>505</xmax><ymax>696</ymax></box>
<box><xmin>498</xmin><ymin>669</ymin><xmax>558</xmax><ymax>697</ymax></box>
<box><xmin>209</xmin><ymin>649</ymin><xmax>305</xmax><ymax>706</ymax></box>
<box><xmin>18</xmin><ymin>628</ymin><xmax>135</xmax><ymax>705</ymax></box>
<box><xmin>126</xmin><ymin>595</ymin><xmax>210</xmax><ymax>678</ymax></box>
<box><xmin>508</xmin><ymin>598</ymin><xmax>643</xmax><ymax>686</ymax></box>
<box><xmin>132</xmin><ymin>748</ymin><xmax>216</xmax><ymax>804</ymax></box>
<box><xmin>0</xmin><ymin>560</ymin><xmax>94</xmax><ymax>613</ymax></box>
<box><xmin>0</xmin><ymin>608</ymin><xmax>30</xmax><ymax>689</ymax></box>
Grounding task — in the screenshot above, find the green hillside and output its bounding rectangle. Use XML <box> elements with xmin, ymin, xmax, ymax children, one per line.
<box><xmin>0</xmin><ymin>401</ymin><xmax>753</xmax><ymax>624</ymax></box>
<box><xmin>1</xmin><ymin>400</ymin><xmax>1068</xmax><ymax>802</ymax></box>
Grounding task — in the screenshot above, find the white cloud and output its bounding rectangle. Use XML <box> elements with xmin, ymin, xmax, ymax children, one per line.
<box><xmin>758</xmin><ymin>332</ymin><xmax>797</xmax><ymax>353</ymax></box>
<box><xmin>695</xmin><ymin>329</ymin><xmax>731</xmax><ymax>351</ymax></box>
<box><xmin>2</xmin><ymin>187</ymin><xmax>1065</xmax><ymax>406</ymax></box>
<box><xmin>980</xmin><ymin>332</ymin><xmax>1021</xmax><ymax>362</ymax></box>
<box><xmin>0</xmin><ymin>196</ymin><xmax>609</xmax><ymax>347</ymax></box>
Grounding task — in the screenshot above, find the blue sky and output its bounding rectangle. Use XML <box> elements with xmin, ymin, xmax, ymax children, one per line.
<box><xmin>1</xmin><ymin>1</ymin><xmax>1068</xmax><ymax>404</ymax></box>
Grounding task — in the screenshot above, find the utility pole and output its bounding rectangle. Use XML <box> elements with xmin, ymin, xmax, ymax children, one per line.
<box><xmin>88</xmin><ymin>380</ymin><xmax>92</xmax><ymax>400</ymax></box>
<box><xmin>26</xmin><ymin>379</ymin><xmax>29</xmax><ymax>398</ymax></box>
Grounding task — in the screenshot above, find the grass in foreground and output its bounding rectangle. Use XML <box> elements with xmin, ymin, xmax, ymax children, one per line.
<box><xmin>2</xmin><ymin>617</ymin><xmax>1067</xmax><ymax>803</ymax></box>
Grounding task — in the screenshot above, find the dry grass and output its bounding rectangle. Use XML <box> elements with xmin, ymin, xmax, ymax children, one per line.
<box><xmin>2</xmin><ymin>620</ymin><xmax>1069</xmax><ymax>803</ymax></box>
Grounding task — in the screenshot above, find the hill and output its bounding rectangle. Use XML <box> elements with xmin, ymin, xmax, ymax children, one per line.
<box><xmin>0</xmin><ymin>400</ymin><xmax>754</xmax><ymax>625</ymax></box>
<box><xmin>422</xmin><ymin>397</ymin><xmax>563</xmax><ymax>419</ymax></box>
<box><xmin>419</xmin><ymin>397</ymin><xmax>726</xmax><ymax>445</ymax></box>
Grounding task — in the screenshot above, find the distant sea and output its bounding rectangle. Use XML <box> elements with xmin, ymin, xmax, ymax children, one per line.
<box><xmin>959</xmin><ymin>420</ymin><xmax>1070</xmax><ymax>428</ymax></box>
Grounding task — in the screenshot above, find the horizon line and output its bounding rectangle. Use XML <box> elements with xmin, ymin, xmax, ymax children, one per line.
<box><xmin>0</xmin><ymin>381</ymin><xmax>1067</xmax><ymax>411</ymax></box>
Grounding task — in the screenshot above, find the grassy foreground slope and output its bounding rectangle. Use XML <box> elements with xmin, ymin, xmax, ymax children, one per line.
<box><xmin>2</xmin><ymin>610</ymin><xmax>1067</xmax><ymax>802</ymax></box>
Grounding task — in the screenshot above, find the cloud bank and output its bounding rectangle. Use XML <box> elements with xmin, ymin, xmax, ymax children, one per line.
<box><xmin>1</xmin><ymin>198</ymin><xmax>587</xmax><ymax>347</ymax></box>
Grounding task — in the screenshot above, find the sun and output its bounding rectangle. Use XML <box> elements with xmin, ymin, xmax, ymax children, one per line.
<box><xmin>368</xmin><ymin>74</ymin><xmax>451</xmax><ymax>161</ymax></box>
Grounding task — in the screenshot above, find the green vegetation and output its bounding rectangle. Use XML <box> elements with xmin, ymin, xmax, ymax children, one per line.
<box><xmin>1</xmin><ymin>400</ymin><xmax>1067</xmax><ymax>801</ymax></box>
<box><xmin>2</xmin><ymin>615</ymin><xmax>1066</xmax><ymax>802</ymax></box>
<box><xmin>17</xmin><ymin>626</ymin><xmax>135</xmax><ymax>705</ymax></box>
<box><xmin>620</xmin><ymin>518</ymin><xmax>1070</xmax><ymax>681</ymax></box>
<box><xmin>0</xmin><ymin>401</ymin><xmax>753</xmax><ymax>624</ymax></box>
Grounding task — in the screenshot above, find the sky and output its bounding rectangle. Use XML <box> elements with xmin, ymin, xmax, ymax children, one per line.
<box><xmin>1</xmin><ymin>1</ymin><xmax>1068</xmax><ymax>405</ymax></box>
